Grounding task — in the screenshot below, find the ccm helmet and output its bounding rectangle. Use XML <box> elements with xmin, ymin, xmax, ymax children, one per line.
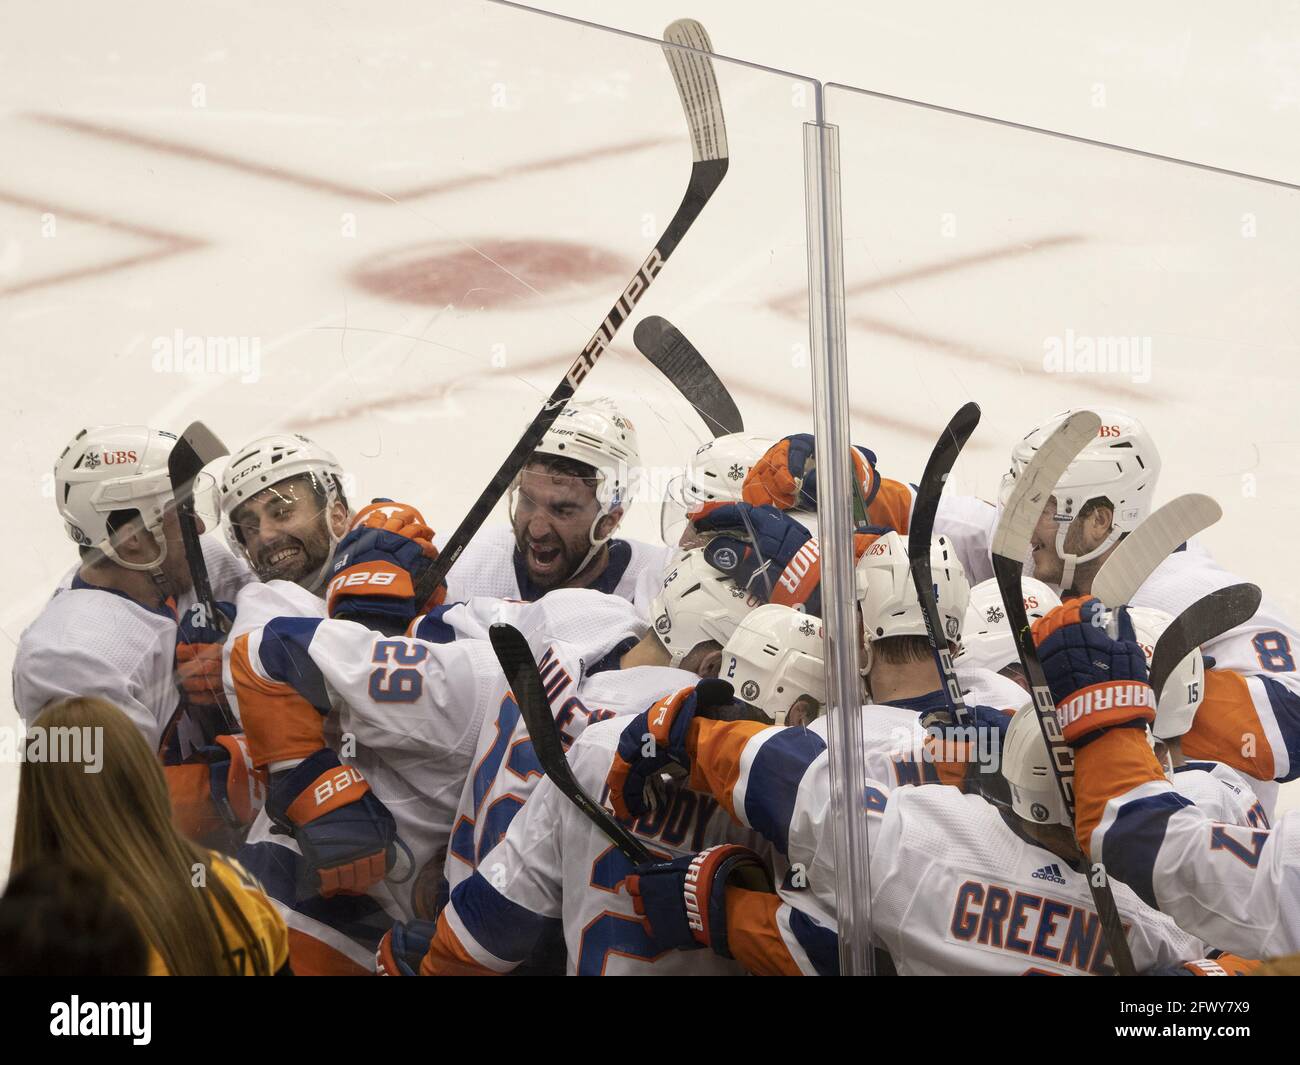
<box><xmin>220</xmin><ymin>432</ymin><xmax>348</xmax><ymax>592</ymax></box>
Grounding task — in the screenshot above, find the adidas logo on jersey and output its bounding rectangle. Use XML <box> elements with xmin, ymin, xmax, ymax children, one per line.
<box><xmin>1031</xmin><ymin>863</ymin><xmax>1067</xmax><ymax>885</ymax></box>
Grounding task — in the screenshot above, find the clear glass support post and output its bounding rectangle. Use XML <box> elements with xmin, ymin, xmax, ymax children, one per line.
<box><xmin>804</xmin><ymin>117</ymin><xmax>875</xmax><ymax>976</ymax></box>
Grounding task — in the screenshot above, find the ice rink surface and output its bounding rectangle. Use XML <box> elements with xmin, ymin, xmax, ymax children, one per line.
<box><xmin>2</xmin><ymin>0</ymin><xmax>1298</xmax><ymax>871</ymax></box>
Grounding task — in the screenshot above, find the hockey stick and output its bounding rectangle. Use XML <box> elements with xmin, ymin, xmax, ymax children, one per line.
<box><xmin>907</xmin><ymin>402</ymin><xmax>980</xmax><ymax>726</ymax></box>
<box><xmin>1092</xmin><ymin>494</ymin><xmax>1223</xmax><ymax>608</ymax></box>
<box><xmin>169</xmin><ymin>421</ymin><xmax>232</xmax><ymax>637</ymax></box>
<box><xmin>991</xmin><ymin>409</ymin><xmax>1136</xmax><ymax>976</ymax></box>
<box><xmin>413</xmin><ymin>20</ymin><xmax>729</xmax><ymax>607</ymax></box>
<box><xmin>1149</xmin><ymin>583</ymin><xmax>1261</xmax><ymax>701</ymax></box>
<box><xmin>168</xmin><ymin>421</ymin><xmax>237</xmax><ymax>733</ymax></box>
<box><xmin>632</xmin><ymin>315</ymin><xmax>744</xmax><ymax>437</ymax></box>
<box><xmin>488</xmin><ymin>622</ymin><xmax>652</xmax><ymax>864</ymax></box>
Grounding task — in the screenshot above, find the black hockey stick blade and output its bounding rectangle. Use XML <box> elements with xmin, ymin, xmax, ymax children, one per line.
<box><xmin>633</xmin><ymin>316</ymin><xmax>743</xmax><ymax>437</ymax></box>
<box><xmin>992</xmin><ymin>409</ymin><xmax>1137</xmax><ymax>976</ymax></box>
<box><xmin>1149</xmin><ymin>583</ymin><xmax>1261</xmax><ymax>701</ymax></box>
<box><xmin>908</xmin><ymin>402</ymin><xmax>980</xmax><ymax>722</ymax></box>
<box><xmin>488</xmin><ymin>623</ymin><xmax>651</xmax><ymax>865</ymax></box>
<box><xmin>412</xmin><ymin>20</ymin><xmax>729</xmax><ymax>607</ymax></box>
<box><xmin>168</xmin><ymin>421</ymin><xmax>231</xmax><ymax>636</ymax></box>
<box><xmin>1092</xmin><ymin>494</ymin><xmax>1223</xmax><ymax>608</ymax></box>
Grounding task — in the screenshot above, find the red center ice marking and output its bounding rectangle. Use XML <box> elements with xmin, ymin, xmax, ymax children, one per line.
<box><xmin>348</xmin><ymin>239</ymin><xmax>632</xmax><ymax>308</ymax></box>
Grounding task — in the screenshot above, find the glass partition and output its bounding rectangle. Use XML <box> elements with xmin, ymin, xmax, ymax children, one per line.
<box><xmin>824</xmin><ymin>79</ymin><xmax>1300</xmax><ymax>969</ymax></box>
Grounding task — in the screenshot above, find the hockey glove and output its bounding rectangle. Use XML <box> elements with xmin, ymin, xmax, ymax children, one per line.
<box><xmin>690</xmin><ymin>501</ymin><xmax>813</xmax><ymax>600</ymax></box>
<box><xmin>375</xmin><ymin>919</ymin><xmax>439</xmax><ymax>976</ymax></box>
<box><xmin>196</xmin><ymin>733</ymin><xmax>267</xmax><ymax>830</ymax></box>
<box><xmin>1032</xmin><ymin>596</ymin><xmax>1156</xmax><ymax>746</ymax></box>
<box><xmin>175</xmin><ymin>600</ymin><xmax>236</xmax><ymax>714</ymax></box>
<box><xmin>266</xmin><ymin>748</ymin><xmax>397</xmax><ymax>897</ymax></box>
<box><xmin>625</xmin><ymin>845</ymin><xmax>773</xmax><ymax>956</ymax></box>
<box><xmin>607</xmin><ymin>679</ymin><xmax>736</xmax><ymax>821</ymax></box>
<box><xmin>742</xmin><ymin>433</ymin><xmax>879</xmax><ymax>515</ymax></box>
<box><xmin>327</xmin><ymin>500</ymin><xmax>445</xmax><ymax>632</ymax></box>
<box><xmin>1143</xmin><ymin>953</ymin><xmax>1260</xmax><ymax>976</ymax></box>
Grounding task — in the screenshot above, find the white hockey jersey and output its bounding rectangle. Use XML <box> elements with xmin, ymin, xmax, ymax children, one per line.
<box><xmin>426</xmin><ymin>716</ymin><xmax>769</xmax><ymax>975</ymax></box>
<box><xmin>1078</xmin><ymin>725</ymin><xmax>1300</xmax><ymax>958</ymax></box>
<box><xmin>436</xmin><ymin>591</ymin><xmax>693</xmax><ymax>893</ymax></box>
<box><xmin>684</xmin><ymin>716</ymin><xmax>1207</xmax><ymax>975</ymax></box>
<box><xmin>12</xmin><ymin>535</ymin><xmax>253</xmax><ymax>755</ymax></box>
<box><xmin>444</xmin><ymin>523</ymin><xmax>669</xmax><ymax>617</ymax></box>
<box><xmin>228</xmin><ymin>588</ymin><xmax>672</xmax><ymax>972</ymax></box>
<box><xmin>936</xmin><ymin>495</ymin><xmax>1300</xmax><ymax>807</ymax></box>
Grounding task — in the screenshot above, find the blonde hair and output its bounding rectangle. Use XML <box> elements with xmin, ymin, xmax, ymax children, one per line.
<box><xmin>12</xmin><ymin>697</ymin><xmax>269</xmax><ymax>975</ymax></box>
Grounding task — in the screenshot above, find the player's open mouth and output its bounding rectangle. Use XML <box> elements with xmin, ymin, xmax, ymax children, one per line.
<box><xmin>528</xmin><ymin>543</ymin><xmax>562</xmax><ymax>573</ymax></box>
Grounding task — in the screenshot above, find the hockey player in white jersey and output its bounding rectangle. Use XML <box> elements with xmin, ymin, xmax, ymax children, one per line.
<box><xmin>607</xmin><ymin>678</ymin><xmax>1226</xmax><ymax>975</ymax></box>
<box><xmin>379</xmin><ymin>604</ymin><xmax>820</xmax><ymax>976</ymax></box>
<box><xmin>386</xmin><ymin>709</ymin><xmax>772</xmax><ymax>976</ymax></box>
<box><xmin>228</xmin><ymin>546</ymin><xmax>759</xmax><ymax>973</ymax></box>
<box><xmin>935</xmin><ymin>409</ymin><xmax>1300</xmax><ymax>812</ymax></box>
<box><xmin>438</xmin><ymin>549</ymin><xmax>761</xmax><ymax>901</ymax></box>
<box><xmin>1029</xmin><ymin>594</ymin><xmax>1300</xmax><ymax>959</ymax></box>
<box><xmin>12</xmin><ymin>425</ymin><xmax>260</xmax><ymax>843</ymax></box>
<box><xmin>443</xmin><ymin>398</ymin><xmax>669</xmax><ymax>611</ymax></box>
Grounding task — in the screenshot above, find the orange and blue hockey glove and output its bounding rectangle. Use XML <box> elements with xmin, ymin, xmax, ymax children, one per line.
<box><xmin>607</xmin><ymin>679</ymin><xmax>736</xmax><ymax>821</ymax></box>
<box><xmin>689</xmin><ymin>501</ymin><xmax>813</xmax><ymax>601</ymax></box>
<box><xmin>266</xmin><ymin>748</ymin><xmax>397</xmax><ymax>897</ymax></box>
<box><xmin>625</xmin><ymin>844</ymin><xmax>772</xmax><ymax>956</ymax></box>
<box><xmin>375</xmin><ymin>920</ymin><xmax>438</xmax><ymax>976</ymax></box>
<box><xmin>742</xmin><ymin>433</ymin><xmax>879</xmax><ymax>516</ymax></box>
<box><xmin>1032</xmin><ymin>596</ymin><xmax>1156</xmax><ymax>746</ymax></box>
<box><xmin>327</xmin><ymin>500</ymin><xmax>445</xmax><ymax>633</ymax></box>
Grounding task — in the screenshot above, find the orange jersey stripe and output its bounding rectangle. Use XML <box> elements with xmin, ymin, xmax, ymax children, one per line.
<box><xmin>1073</xmin><ymin>727</ymin><xmax>1166</xmax><ymax>857</ymax></box>
<box><xmin>1182</xmin><ymin>670</ymin><xmax>1276</xmax><ymax>781</ymax></box>
<box><xmin>688</xmin><ymin>718</ymin><xmax>775</xmax><ymax>823</ymax></box>
<box><xmin>286</xmin><ymin>927</ymin><xmax>372</xmax><ymax>976</ymax></box>
<box><xmin>421</xmin><ymin>912</ymin><xmax>501</xmax><ymax>976</ymax></box>
<box><xmin>229</xmin><ymin>633</ymin><xmax>328</xmax><ymax>768</ymax></box>
<box><xmin>724</xmin><ymin>887</ymin><xmax>803</xmax><ymax>976</ymax></box>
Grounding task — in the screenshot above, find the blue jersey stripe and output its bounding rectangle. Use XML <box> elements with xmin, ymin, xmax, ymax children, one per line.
<box><xmin>743</xmin><ymin>728</ymin><xmax>826</xmax><ymax>856</ymax></box>
<box><xmin>452</xmin><ymin>870</ymin><xmax>561</xmax><ymax>964</ymax></box>
<box><xmin>1259</xmin><ymin>675</ymin><xmax>1300</xmax><ymax>781</ymax></box>
<box><xmin>258</xmin><ymin>617</ymin><xmax>330</xmax><ymax>712</ymax></box>
<box><xmin>413</xmin><ymin>605</ymin><xmax>459</xmax><ymax>644</ymax></box>
<box><xmin>1102</xmin><ymin>791</ymin><xmax>1193</xmax><ymax>909</ymax></box>
<box><xmin>789</xmin><ymin>908</ymin><xmax>840</xmax><ymax>976</ymax></box>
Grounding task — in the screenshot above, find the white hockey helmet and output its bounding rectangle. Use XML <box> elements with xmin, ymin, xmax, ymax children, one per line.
<box><xmin>957</xmin><ymin>577</ymin><xmax>1062</xmax><ymax>676</ymax></box>
<box><xmin>650</xmin><ymin>548</ymin><xmax>760</xmax><ymax>668</ymax></box>
<box><xmin>220</xmin><ymin>432</ymin><xmax>348</xmax><ymax>589</ymax></box>
<box><xmin>1125</xmin><ymin>606</ymin><xmax>1204</xmax><ymax>741</ymax></box>
<box><xmin>998</xmin><ymin>408</ymin><xmax>1161</xmax><ymax>592</ymax></box>
<box><xmin>661</xmin><ymin>432</ymin><xmax>776</xmax><ymax>546</ymax></box>
<box><xmin>856</xmin><ymin>531</ymin><xmax>970</xmax><ymax>671</ymax></box>
<box><xmin>525</xmin><ymin>398</ymin><xmax>640</xmax><ymax>567</ymax></box>
<box><xmin>54</xmin><ymin>425</ymin><xmax>180</xmax><ymax>570</ymax></box>
<box><xmin>721</xmin><ymin>604</ymin><xmax>825</xmax><ymax>724</ymax></box>
<box><xmin>1002</xmin><ymin>704</ymin><xmax>1070</xmax><ymax>828</ymax></box>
